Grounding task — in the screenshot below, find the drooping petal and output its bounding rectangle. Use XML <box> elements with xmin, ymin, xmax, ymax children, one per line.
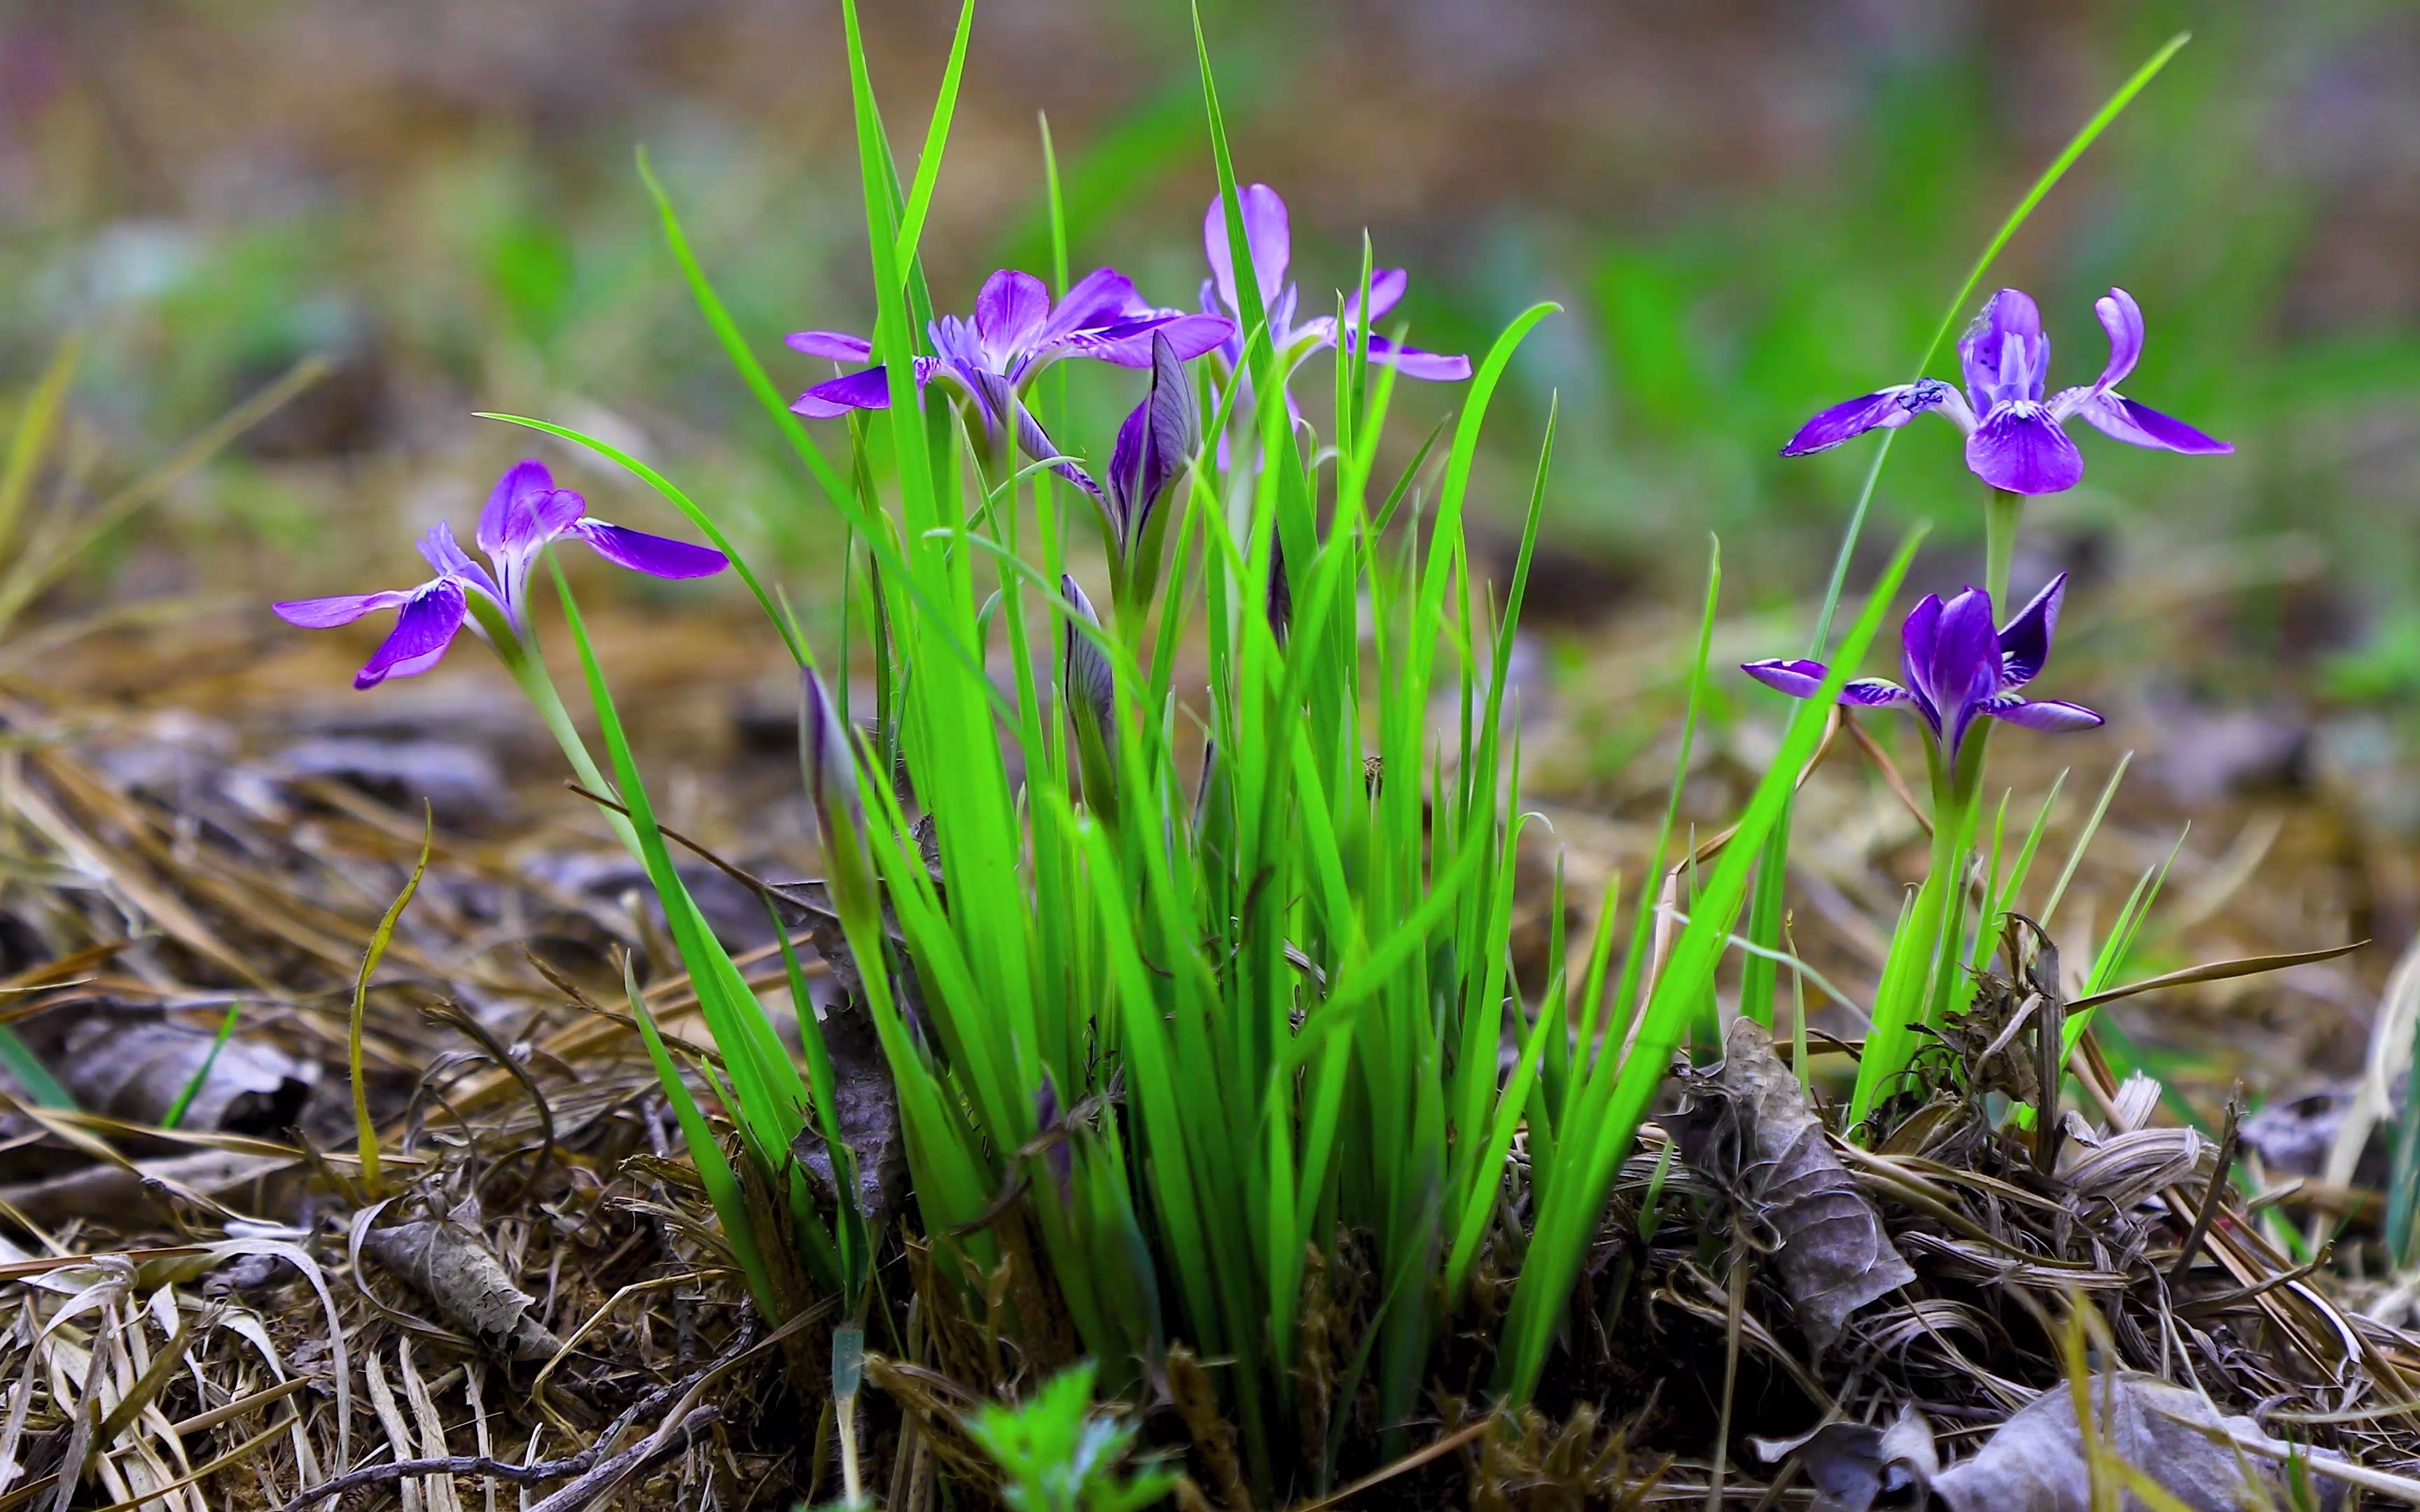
<box><xmin>972</xmin><ymin>270</ymin><xmax>1052</xmax><ymax>367</ymax></box>
<box><xmin>1344</xmin><ymin>268</ymin><xmax>1408</xmax><ymax>327</ymax></box>
<box><xmin>1966</xmin><ymin>402</ymin><xmax>2085</xmax><ymax>494</ymax></box>
<box><xmin>1740</xmin><ymin>658</ymin><xmax>1829</xmax><ymax>699</ymax></box>
<box><xmin>273</xmin><ymin>589</ymin><xmax>412</xmax><ymax>629</ymax></box>
<box><xmin>1996</xmin><ymin>571</ymin><xmax>2067</xmax><ymax>690</ymax></box>
<box><xmin>1780</xmin><ymin>382</ymin><xmax>1953</xmax><ymax>457</ymax></box>
<box><xmin>1741</xmin><ymin>657</ymin><xmax>1919</xmax><ymax>712</ymax></box>
<box><xmin>1982</xmin><ymin>694</ymin><xmax>2104</xmax><ymax>733</ymax></box>
<box><xmin>1957</xmin><ymin>288</ymin><xmax>2047</xmax><ymax>408</ymax></box>
<box><xmin>567</xmin><ymin>520</ymin><xmax>729</xmax><ymax>580</ymax></box>
<box><xmin>2068</xmin><ymin>392</ymin><xmax>2233</xmax><ymax>455</ymax></box>
<box><xmin>354</xmin><ymin>578</ymin><xmax>468</xmax><ymax>690</ymax></box>
<box><xmin>477</xmin><ymin>460</ymin><xmax>555</xmax><ymax>556</ymax></box>
<box><xmin>785</xmin><ymin>330</ymin><xmax>874</xmax><ymax>362</ymax></box>
<box><xmin>1357</xmin><ymin>332</ymin><xmax>1472</xmax><ymax>382</ymax></box>
<box><xmin>2088</xmin><ymin>288</ymin><xmax>2143</xmax><ymax>393</ymax></box>
<box><xmin>1014</xmin><ymin>396</ymin><xmax>1104</xmax><ymax>500</ymax></box>
<box><xmin>1203</xmin><ymin>183</ymin><xmax>1291</xmax><ymax>314</ymax></box>
<box><xmin>791</xmin><ymin>365</ymin><xmax>897</xmax><ymax>417</ymax></box>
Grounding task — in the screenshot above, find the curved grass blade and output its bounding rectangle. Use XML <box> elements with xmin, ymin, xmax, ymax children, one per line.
<box><xmin>352</xmin><ymin>810</ymin><xmax>433</xmax><ymax>1195</ymax></box>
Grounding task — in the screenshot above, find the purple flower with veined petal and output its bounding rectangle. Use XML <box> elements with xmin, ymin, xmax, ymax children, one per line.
<box><xmin>787</xmin><ymin>267</ymin><xmax>1231</xmax><ymax>493</ymax></box>
<box><xmin>1741</xmin><ymin>573</ymin><xmax>2101</xmax><ymax>757</ymax></box>
<box><xmin>1780</xmin><ymin>288</ymin><xmax>2231</xmax><ymax>495</ymax></box>
<box><xmin>1199</xmin><ymin>184</ymin><xmax>1471</xmax><ymax>390</ymax></box>
<box><xmin>274</xmin><ymin>460</ymin><xmax>726</xmax><ymax>690</ymax></box>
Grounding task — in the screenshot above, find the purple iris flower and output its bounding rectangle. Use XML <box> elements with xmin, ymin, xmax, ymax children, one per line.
<box><xmin>1780</xmin><ymin>288</ymin><xmax>2231</xmax><ymax>495</ymax></box>
<box><xmin>273</xmin><ymin>460</ymin><xmax>727</xmax><ymax>690</ymax></box>
<box><xmin>1199</xmin><ymin>183</ymin><xmax>1471</xmax><ymax>389</ymax></box>
<box><xmin>786</xmin><ymin>267</ymin><xmax>1230</xmax><ymax>491</ymax></box>
<box><xmin>1741</xmin><ymin>573</ymin><xmax>2101</xmax><ymax>757</ymax></box>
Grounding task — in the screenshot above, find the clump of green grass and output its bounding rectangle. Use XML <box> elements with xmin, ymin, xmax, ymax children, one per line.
<box><xmin>280</xmin><ymin>6</ymin><xmax>2265</xmax><ymax>1502</ymax></box>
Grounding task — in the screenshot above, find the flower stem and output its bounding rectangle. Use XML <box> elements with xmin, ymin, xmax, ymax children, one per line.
<box><xmin>1983</xmin><ymin>486</ymin><xmax>2024</xmax><ymax>610</ymax></box>
<box><xmin>496</xmin><ymin>632</ymin><xmax>644</xmax><ymax>860</ymax></box>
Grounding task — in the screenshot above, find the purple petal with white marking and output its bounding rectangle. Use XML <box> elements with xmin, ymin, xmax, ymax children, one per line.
<box><xmin>1982</xmin><ymin>695</ymin><xmax>2104</xmax><ymax>733</ymax></box>
<box><xmin>1996</xmin><ymin>572</ymin><xmax>2066</xmax><ymax>690</ymax></box>
<box><xmin>569</xmin><ymin>521</ymin><xmax>729</xmax><ymax>580</ymax></box>
<box><xmin>792</xmin><ymin>365</ymin><xmax>896</xmax><ymax>417</ymax></box>
<box><xmin>1034</xmin><ymin>267</ymin><xmax>1141</xmax><ymax>349</ymax></box>
<box><xmin>274</xmin><ymin>589</ymin><xmax>412</xmax><ymax>629</ymax></box>
<box><xmin>1781</xmin><ymin>384</ymin><xmax>1945</xmax><ymax>456</ymax></box>
<box><xmin>1958</xmin><ymin>289</ymin><xmax>2047</xmax><ymax>408</ymax></box>
<box><xmin>1966</xmin><ymin>402</ymin><xmax>2085</xmax><ymax>494</ymax></box>
<box><xmin>2071</xmin><ymin>392</ymin><xmax>2232</xmax><ymax>455</ymax></box>
<box><xmin>785</xmin><ymin>330</ymin><xmax>873</xmax><ymax>362</ymax></box>
<box><xmin>2089</xmin><ymin>288</ymin><xmax>2143</xmax><ymax>393</ymax></box>
<box><xmin>1741</xmin><ymin>658</ymin><xmax>1829</xmax><ymax>699</ymax></box>
<box><xmin>354</xmin><ymin>579</ymin><xmax>468</xmax><ymax>690</ymax></box>
<box><xmin>1063</xmin><ymin>311</ymin><xmax>1235</xmax><ymax>368</ymax></box>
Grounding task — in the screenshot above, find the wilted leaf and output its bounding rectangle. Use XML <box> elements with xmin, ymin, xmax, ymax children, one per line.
<box><xmin>1669</xmin><ymin>1018</ymin><xmax>1914</xmax><ymax>1349</ymax></box>
<box><xmin>1751</xmin><ymin>1404</ymin><xmax>1937</xmax><ymax>1512</ymax></box>
<box><xmin>1931</xmin><ymin>1373</ymin><xmax>2346</xmax><ymax>1511</ymax></box>
<box><xmin>360</xmin><ymin>1204</ymin><xmax>563</xmax><ymax>1362</ymax></box>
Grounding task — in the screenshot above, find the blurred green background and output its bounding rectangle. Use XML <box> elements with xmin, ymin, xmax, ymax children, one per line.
<box><xmin>3</xmin><ymin>0</ymin><xmax>2417</xmax><ymax>729</ymax></box>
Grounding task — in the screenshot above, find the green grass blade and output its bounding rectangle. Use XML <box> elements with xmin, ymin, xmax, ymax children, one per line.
<box><xmin>160</xmin><ymin>1002</ymin><xmax>242</xmax><ymax>1130</ymax></box>
<box><xmin>634</xmin><ymin>150</ymin><xmax>851</xmax><ymax>519</ymax></box>
<box><xmin>626</xmin><ymin>959</ymin><xmax>779</xmax><ymax>1319</ymax></box>
<box><xmin>891</xmin><ymin>0</ymin><xmax>978</xmax><ymax>280</ymax></box>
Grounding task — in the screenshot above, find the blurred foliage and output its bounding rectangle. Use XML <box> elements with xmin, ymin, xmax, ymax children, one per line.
<box><xmin>0</xmin><ymin>0</ymin><xmax>2416</xmax><ymax>693</ymax></box>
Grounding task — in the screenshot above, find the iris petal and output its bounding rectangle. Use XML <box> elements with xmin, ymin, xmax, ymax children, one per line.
<box><xmin>1203</xmin><ymin>184</ymin><xmax>1291</xmax><ymax>314</ymax></box>
<box><xmin>2071</xmin><ymin>392</ymin><xmax>2232</xmax><ymax>456</ymax></box>
<box><xmin>354</xmin><ymin>579</ymin><xmax>468</xmax><ymax>690</ymax></box>
<box><xmin>1358</xmin><ymin>333</ymin><xmax>1472</xmax><ymax>382</ymax></box>
<box><xmin>785</xmin><ymin>330</ymin><xmax>873</xmax><ymax>362</ymax></box>
<box><xmin>792</xmin><ymin>365</ymin><xmax>896</xmax><ymax>418</ymax></box>
<box><xmin>1034</xmin><ymin>267</ymin><xmax>1142</xmax><ymax>350</ymax></box>
<box><xmin>1982</xmin><ymin>694</ymin><xmax>2104</xmax><ymax>733</ymax></box>
<box><xmin>1966</xmin><ymin>402</ymin><xmax>2085</xmax><ymax>495</ymax></box>
<box><xmin>1781</xmin><ymin>384</ymin><xmax>1947</xmax><ymax>456</ymax></box>
<box><xmin>273</xmin><ymin>589</ymin><xmax>412</xmax><ymax>629</ymax></box>
<box><xmin>569</xmin><ymin>521</ymin><xmax>729</xmax><ymax>580</ymax></box>
<box><xmin>477</xmin><ymin>460</ymin><xmax>555</xmax><ymax>556</ymax></box>
<box><xmin>2089</xmin><ymin>288</ymin><xmax>2144</xmax><ymax>393</ymax></box>
<box><xmin>972</xmin><ymin>270</ymin><xmax>1052</xmax><ymax>365</ymax></box>
<box><xmin>1996</xmin><ymin>572</ymin><xmax>2067</xmax><ymax>690</ymax></box>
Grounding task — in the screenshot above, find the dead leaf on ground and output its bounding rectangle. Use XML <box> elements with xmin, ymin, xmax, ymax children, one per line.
<box><xmin>1668</xmin><ymin>1018</ymin><xmax>1915</xmax><ymax>1350</ymax></box>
